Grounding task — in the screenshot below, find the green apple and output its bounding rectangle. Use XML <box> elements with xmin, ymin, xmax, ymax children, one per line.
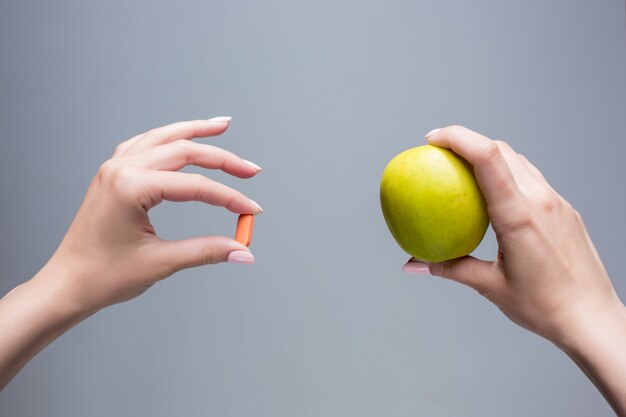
<box><xmin>380</xmin><ymin>144</ymin><xmax>489</xmax><ymax>262</ymax></box>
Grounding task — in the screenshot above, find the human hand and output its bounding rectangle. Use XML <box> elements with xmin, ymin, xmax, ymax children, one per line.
<box><xmin>403</xmin><ymin>126</ymin><xmax>623</xmax><ymax>344</ymax></box>
<box><xmin>40</xmin><ymin>117</ymin><xmax>263</xmax><ymax>316</ymax></box>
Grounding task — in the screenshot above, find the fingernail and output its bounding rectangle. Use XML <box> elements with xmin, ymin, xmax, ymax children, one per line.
<box><xmin>249</xmin><ymin>199</ymin><xmax>263</xmax><ymax>213</ymax></box>
<box><xmin>243</xmin><ymin>159</ymin><xmax>262</xmax><ymax>171</ymax></box>
<box><xmin>227</xmin><ymin>250</ymin><xmax>255</xmax><ymax>264</ymax></box>
<box><xmin>403</xmin><ymin>261</ymin><xmax>431</xmax><ymax>275</ymax></box>
<box><xmin>425</xmin><ymin>128</ymin><xmax>442</xmax><ymax>139</ymax></box>
<box><xmin>208</xmin><ymin>116</ymin><xmax>232</xmax><ymax>123</ymax></box>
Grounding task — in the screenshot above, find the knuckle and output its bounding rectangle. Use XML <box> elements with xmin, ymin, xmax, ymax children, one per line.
<box><xmin>190</xmin><ymin>173</ymin><xmax>207</xmax><ymax>184</ymax></box>
<box><xmin>172</xmin><ymin>139</ymin><xmax>193</xmax><ymax>157</ymax></box>
<box><xmin>430</xmin><ymin>259</ymin><xmax>457</xmax><ymax>280</ymax></box>
<box><xmin>217</xmin><ymin>149</ymin><xmax>233</xmax><ymax>170</ymax></box>
<box><xmin>541</xmin><ymin>200</ymin><xmax>557</xmax><ymax>213</ymax></box>
<box><xmin>98</xmin><ymin>161</ymin><xmax>142</xmax><ymax>199</ymax></box>
<box><xmin>226</xmin><ymin>191</ymin><xmax>243</xmax><ymax>211</ymax></box>
<box><xmin>190</xmin><ymin>173</ymin><xmax>208</xmax><ymax>199</ymax></box>
<box><xmin>111</xmin><ymin>166</ymin><xmax>140</xmax><ymax>192</ymax></box>
<box><xmin>570</xmin><ymin>205</ymin><xmax>584</xmax><ymax>225</ymax></box>
<box><xmin>491</xmin><ymin>175</ymin><xmax>514</xmax><ymax>195</ymax></box>
<box><xmin>429</xmin><ymin>263</ymin><xmax>443</xmax><ymax>277</ymax></box>
<box><xmin>499</xmin><ymin>203</ymin><xmax>533</xmax><ymax>231</ymax></box>
<box><xmin>427</xmin><ymin>262</ymin><xmax>448</xmax><ymax>279</ymax></box>
<box><xmin>200</xmin><ymin>242</ymin><xmax>217</xmax><ymax>265</ymax></box>
<box><xmin>172</xmin><ymin>138</ymin><xmax>191</xmax><ymax>149</ymax></box>
<box><xmin>113</xmin><ymin>143</ymin><xmax>126</xmax><ymax>156</ymax></box>
<box><xmin>535</xmin><ymin>192</ymin><xmax>561</xmax><ymax>213</ymax></box>
<box><xmin>479</xmin><ymin>141</ymin><xmax>501</xmax><ymax>164</ymax></box>
<box><xmin>573</xmin><ymin>207</ymin><xmax>583</xmax><ymax>222</ymax></box>
<box><xmin>113</xmin><ymin>165</ymin><xmax>136</xmax><ymax>182</ymax></box>
<box><xmin>494</xmin><ymin>139</ymin><xmax>511</xmax><ymax>152</ymax></box>
<box><xmin>97</xmin><ymin>159</ymin><xmax>118</xmax><ymax>180</ymax></box>
<box><xmin>510</xmin><ymin>213</ymin><xmax>534</xmax><ymax>232</ymax></box>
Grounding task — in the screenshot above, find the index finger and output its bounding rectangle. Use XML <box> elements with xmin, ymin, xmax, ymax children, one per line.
<box><xmin>426</xmin><ymin>125</ymin><xmax>522</xmax><ymax>211</ymax></box>
<box><xmin>124</xmin><ymin>117</ymin><xmax>232</xmax><ymax>156</ymax></box>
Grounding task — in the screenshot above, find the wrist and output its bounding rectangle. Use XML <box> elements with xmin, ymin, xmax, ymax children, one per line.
<box><xmin>29</xmin><ymin>254</ymin><xmax>100</xmax><ymax>325</ymax></box>
<box><xmin>551</xmin><ymin>296</ymin><xmax>626</xmax><ymax>353</ymax></box>
<box><xmin>0</xmin><ymin>262</ymin><xmax>93</xmax><ymax>389</ymax></box>
<box><xmin>24</xmin><ymin>273</ymin><xmax>90</xmax><ymax>334</ymax></box>
<box><xmin>550</xmin><ymin>297</ymin><xmax>626</xmax><ymax>415</ymax></box>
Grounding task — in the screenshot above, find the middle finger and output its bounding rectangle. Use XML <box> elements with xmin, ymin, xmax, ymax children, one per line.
<box><xmin>130</xmin><ymin>140</ymin><xmax>262</xmax><ymax>178</ymax></box>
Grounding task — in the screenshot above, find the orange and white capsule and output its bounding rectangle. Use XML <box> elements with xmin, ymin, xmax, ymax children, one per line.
<box><xmin>235</xmin><ymin>214</ymin><xmax>255</xmax><ymax>247</ymax></box>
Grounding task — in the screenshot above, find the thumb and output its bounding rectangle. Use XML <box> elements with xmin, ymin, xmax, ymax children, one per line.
<box><xmin>154</xmin><ymin>236</ymin><xmax>255</xmax><ymax>274</ymax></box>
<box><xmin>405</xmin><ymin>256</ymin><xmax>502</xmax><ymax>296</ymax></box>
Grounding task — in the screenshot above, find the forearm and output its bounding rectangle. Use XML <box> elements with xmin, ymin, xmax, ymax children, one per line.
<box><xmin>555</xmin><ymin>300</ymin><xmax>626</xmax><ymax>416</ymax></box>
<box><xmin>0</xmin><ymin>261</ymin><xmax>90</xmax><ymax>390</ymax></box>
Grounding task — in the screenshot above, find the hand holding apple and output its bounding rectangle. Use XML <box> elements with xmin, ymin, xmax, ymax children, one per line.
<box><xmin>401</xmin><ymin>126</ymin><xmax>620</xmax><ymax>340</ymax></box>
<box><xmin>402</xmin><ymin>125</ymin><xmax>626</xmax><ymax>414</ymax></box>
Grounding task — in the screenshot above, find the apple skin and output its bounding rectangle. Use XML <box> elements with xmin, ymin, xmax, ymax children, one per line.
<box><xmin>380</xmin><ymin>144</ymin><xmax>489</xmax><ymax>262</ymax></box>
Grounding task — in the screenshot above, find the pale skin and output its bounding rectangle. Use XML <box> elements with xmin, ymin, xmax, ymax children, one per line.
<box><xmin>404</xmin><ymin>126</ymin><xmax>626</xmax><ymax>416</ymax></box>
<box><xmin>0</xmin><ymin>117</ymin><xmax>263</xmax><ymax>389</ymax></box>
<box><xmin>0</xmin><ymin>123</ymin><xmax>623</xmax><ymax>415</ymax></box>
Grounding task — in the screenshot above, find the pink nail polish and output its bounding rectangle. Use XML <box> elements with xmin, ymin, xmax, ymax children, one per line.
<box><xmin>227</xmin><ymin>250</ymin><xmax>255</xmax><ymax>264</ymax></box>
<box><xmin>425</xmin><ymin>128</ymin><xmax>442</xmax><ymax>139</ymax></box>
<box><xmin>243</xmin><ymin>159</ymin><xmax>263</xmax><ymax>171</ymax></box>
<box><xmin>208</xmin><ymin>116</ymin><xmax>232</xmax><ymax>123</ymax></box>
<box><xmin>249</xmin><ymin>199</ymin><xmax>263</xmax><ymax>213</ymax></box>
<box><xmin>403</xmin><ymin>261</ymin><xmax>430</xmax><ymax>274</ymax></box>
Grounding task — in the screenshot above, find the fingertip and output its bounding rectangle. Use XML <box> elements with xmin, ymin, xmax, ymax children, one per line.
<box><xmin>403</xmin><ymin>260</ymin><xmax>431</xmax><ymax>275</ymax></box>
<box><xmin>232</xmin><ymin>160</ymin><xmax>262</xmax><ymax>179</ymax></box>
<box><xmin>248</xmin><ymin>199</ymin><xmax>263</xmax><ymax>214</ymax></box>
<box><xmin>208</xmin><ymin>116</ymin><xmax>233</xmax><ymax>123</ymax></box>
<box><xmin>218</xmin><ymin>156</ymin><xmax>262</xmax><ymax>179</ymax></box>
<box><xmin>228</xmin><ymin>166</ymin><xmax>260</xmax><ymax>180</ymax></box>
<box><xmin>227</xmin><ymin>250</ymin><xmax>255</xmax><ymax>264</ymax></box>
<box><xmin>202</xmin><ymin>118</ymin><xmax>231</xmax><ymax>135</ymax></box>
<box><xmin>210</xmin><ymin>122</ymin><xmax>230</xmax><ymax>133</ymax></box>
<box><xmin>155</xmin><ymin>235</ymin><xmax>250</xmax><ymax>272</ymax></box>
<box><xmin>221</xmin><ymin>237</ymin><xmax>251</xmax><ymax>256</ymax></box>
<box><xmin>226</xmin><ymin>197</ymin><xmax>262</xmax><ymax>217</ymax></box>
<box><xmin>242</xmin><ymin>159</ymin><xmax>262</xmax><ymax>172</ymax></box>
<box><xmin>425</xmin><ymin>128</ymin><xmax>442</xmax><ymax>139</ymax></box>
<box><xmin>197</xmin><ymin>237</ymin><xmax>250</xmax><ymax>266</ymax></box>
<box><xmin>237</xmin><ymin>171</ymin><xmax>260</xmax><ymax>179</ymax></box>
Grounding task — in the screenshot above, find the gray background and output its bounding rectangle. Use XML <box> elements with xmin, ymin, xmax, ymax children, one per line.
<box><xmin>1</xmin><ymin>0</ymin><xmax>625</xmax><ymax>416</ymax></box>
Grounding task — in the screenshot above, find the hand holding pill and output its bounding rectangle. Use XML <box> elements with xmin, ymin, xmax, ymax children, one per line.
<box><xmin>41</xmin><ymin>118</ymin><xmax>262</xmax><ymax>312</ymax></box>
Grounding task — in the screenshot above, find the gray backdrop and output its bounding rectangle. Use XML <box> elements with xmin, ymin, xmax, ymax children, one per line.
<box><xmin>1</xmin><ymin>1</ymin><xmax>625</xmax><ymax>416</ymax></box>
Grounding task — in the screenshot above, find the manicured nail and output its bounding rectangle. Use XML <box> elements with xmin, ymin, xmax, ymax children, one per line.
<box><xmin>208</xmin><ymin>116</ymin><xmax>232</xmax><ymax>123</ymax></box>
<box><xmin>249</xmin><ymin>199</ymin><xmax>263</xmax><ymax>213</ymax></box>
<box><xmin>425</xmin><ymin>128</ymin><xmax>442</xmax><ymax>139</ymax></box>
<box><xmin>227</xmin><ymin>250</ymin><xmax>255</xmax><ymax>264</ymax></box>
<box><xmin>403</xmin><ymin>261</ymin><xmax>431</xmax><ymax>274</ymax></box>
<box><xmin>243</xmin><ymin>159</ymin><xmax>262</xmax><ymax>171</ymax></box>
